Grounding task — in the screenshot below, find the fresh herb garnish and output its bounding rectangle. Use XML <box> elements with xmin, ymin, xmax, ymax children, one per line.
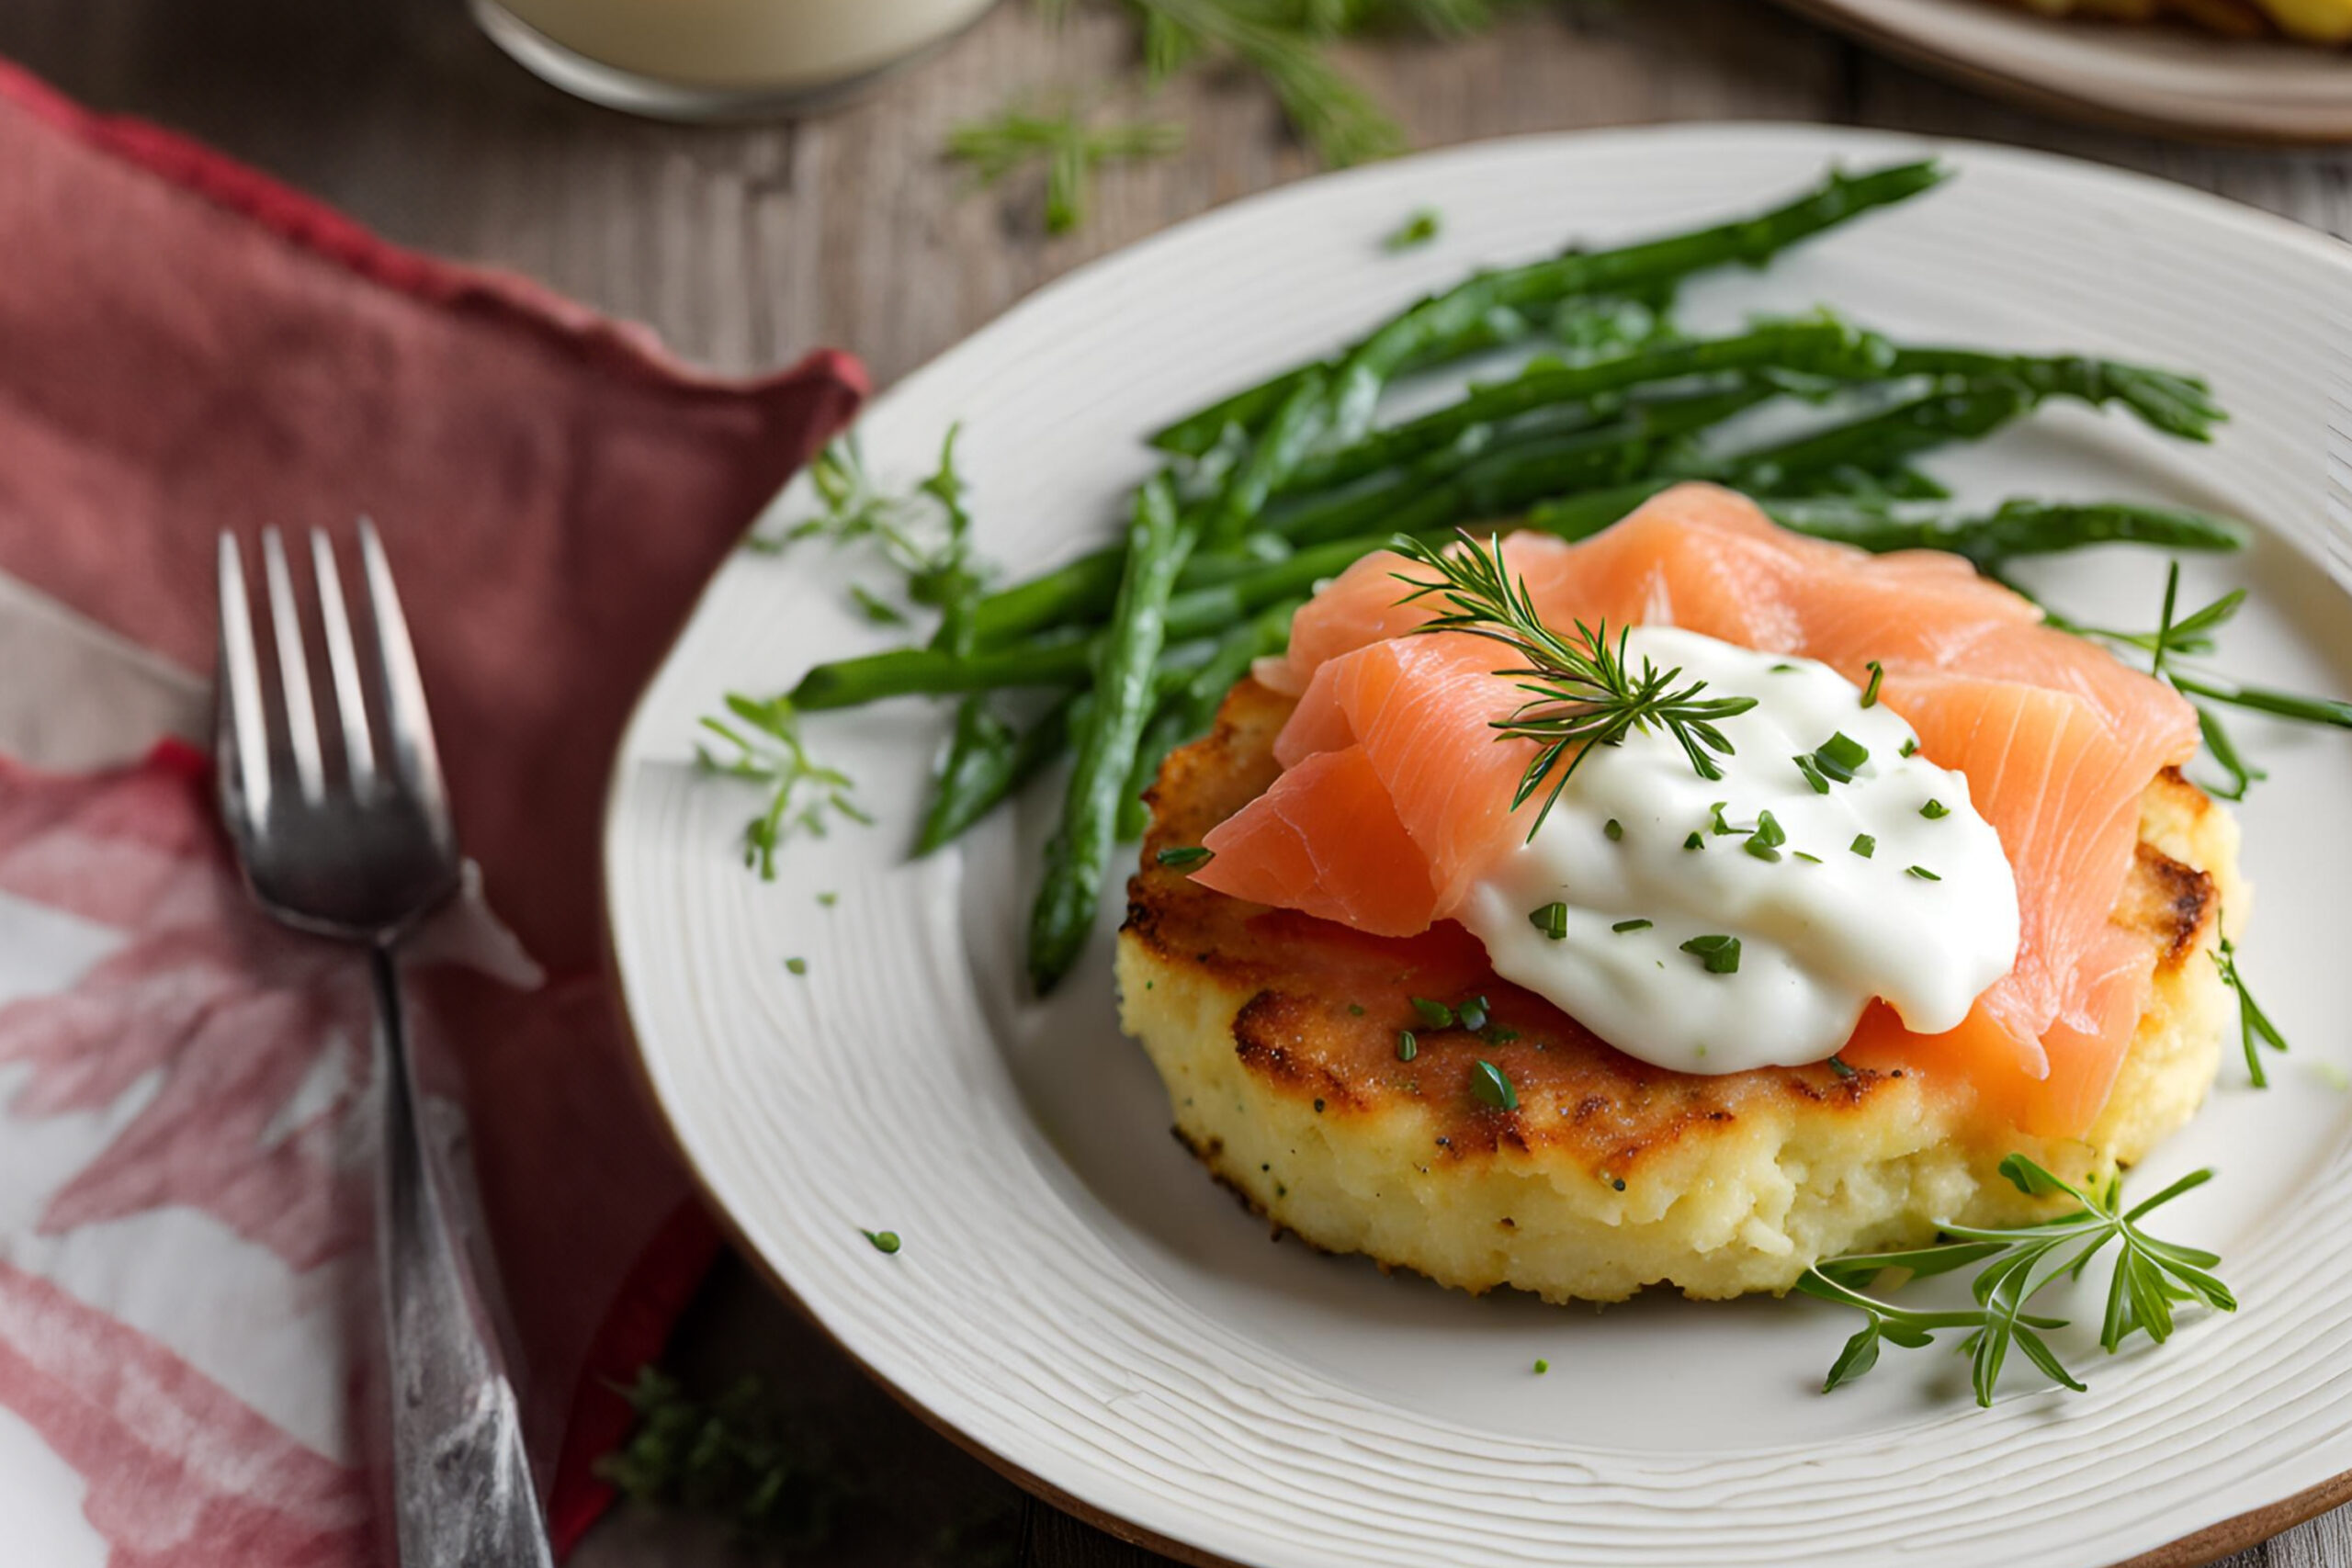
<box><xmin>1826</xmin><ymin>1055</ymin><xmax>1856</xmax><ymax>1078</ymax></box>
<box><xmin>1470</xmin><ymin>1059</ymin><xmax>1520</xmax><ymax>1111</ymax></box>
<box><xmin>1383</xmin><ymin>207</ymin><xmax>1442</xmax><ymax>252</ymax></box>
<box><xmin>1793</xmin><ymin>851</ymin><xmax>1823</xmax><ymax>863</ymax></box>
<box><xmin>785</xmin><ymin>957</ymin><xmax>808</xmax><ymax>976</ymax></box>
<box><xmin>1604</xmin><ymin>818</ymin><xmax>1624</xmax><ymax>841</ymax></box>
<box><xmin>1744</xmin><ymin>809</ymin><xmax>1787</xmax><ymax>862</ymax></box>
<box><xmin>1611</xmin><ymin>918</ymin><xmax>1654</xmax><ymax>933</ymax></box>
<box><xmin>1709</xmin><ymin>801</ymin><xmax>1736</xmax><ymax>835</ymax></box>
<box><xmin>1458</xmin><ymin>995</ymin><xmax>1491</xmax><ymax>1032</ymax></box>
<box><xmin>1810</xmin><ymin>731</ymin><xmax>1871</xmax><ymax>783</ymax></box>
<box><xmin>945</xmin><ymin>106</ymin><xmax>1184</xmax><ymax>236</ymax></box>
<box><xmin>695</xmin><ymin>694</ymin><xmax>871</xmax><ymax>880</ymax></box>
<box><xmin>862</xmin><ymin>1229</ymin><xmax>902</xmax><ymax>1255</ymax></box>
<box><xmin>1861</xmin><ymin>660</ymin><xmax>1885</xmax><ymax>707</ymax></box>
<box><xmin>2212</xmin><ymin>928</ymin><xmax>2287</xmax><ymax>1087</ymax></box>
<box><xmin>1396</xmin><ymin>1030</ymin><xmax>1419</xmax><ymax>1062</ymax></box>
<box><xmin>1533</xmin><ymin>1357</ymin><xmax>1550</xmax><ymax>1374</ymax></box>
<box><xmin>1530</xmin><ymin>902</ymin><xmax>1569</xmax><ymax>940</ymax></box>
<box><xmin>1799</xmin><ymin>1154</ymin><xmax>2233</xmax><ymax>1406</ymax></box>
<box><xmin>1792</xmin><ymin>753</ymin><xmax>1830</xmax><ymax>794</ymax></box>
<box><xmin>1850</xmin><ymin>833</ymin><xmax>1876</xmax><ymax>857</ymax></box>
<box><xmin>1920</xmin><ymin>798</ymin><xmax>1950</xmax><ymax>819</ymax></box>
<box><xmin>1157</xmin><ymin>845</ymin><xmax>1216</xmax><ymax>869</ymax></box>
<box><xmin>1411</xmin><ymin>996</ymin><xmax>1456</xmax><ymax>1029</ymax></box>
<box><xmin>1899</xmin><ymin>738</ymin><xmax>1920</xmax><ymax>757</ymax></box>
<box><xmin>816</xmin><ymin>891</ymin><xmax>838</xmax><ymax>908</ymax></box>
<box><xmin>1680</xmin><ymin>933</ymin><xmax>1742</xmax><ymax>974</ymax></box>
<box><xmin>1907</xmin><ymin>864</ymin><xmax>1941</xmax><ymax>881</ymax></box>
<box><xmin>849</xmin><ymin>583</ymin><xmax>909</xmax><ymax>626</ymax></box>
<box><xmin>1683</xmin><ymin>830</ymin><xmax>1705</xmax><ymax>851</ymax></box>
<box><xmin>1390</xmin><ymin>532</ymin><xmax>1758</xmax><ymax>834</ymax></box>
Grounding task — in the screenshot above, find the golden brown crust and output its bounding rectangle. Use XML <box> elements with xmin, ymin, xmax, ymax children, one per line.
<box><xmin>1126</xmin><ymin>677</ymin><xmax>2221</xmax><ymax>1186</ymax></box>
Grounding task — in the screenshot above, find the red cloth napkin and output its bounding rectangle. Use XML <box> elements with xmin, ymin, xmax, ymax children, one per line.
<box><xmin>0</xmin><ymin>58</ymin><xmax>863</xmax><ymax>1561</ymax></box>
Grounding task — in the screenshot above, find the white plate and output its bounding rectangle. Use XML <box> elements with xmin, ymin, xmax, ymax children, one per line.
<box><xmin>1772</xmin><ymin>0</ymin><xmax>2352</xmax><ymax>142</ymax></box>
<box><xmin>604</xmin><ymin>126</ymin><xmax>2352</xmax><ymax>1568</ymax></box>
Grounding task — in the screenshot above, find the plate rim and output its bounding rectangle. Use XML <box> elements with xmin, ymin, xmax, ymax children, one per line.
<box><xmin>1767</xmin><ymin>0</ymin><xmax>2352</xmax><ymax>145</ymax></box>
<box><xmin>600</xmin><ymin>120</ymin><xmax>2352</xmax><ymax>1568</ymax></box>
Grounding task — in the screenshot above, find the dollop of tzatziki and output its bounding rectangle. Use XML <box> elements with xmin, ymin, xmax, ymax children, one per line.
<box><xmin>1457</xmin><ymin>626</ymin><xmax>2018</xmax><ymax>1075</ymax></box>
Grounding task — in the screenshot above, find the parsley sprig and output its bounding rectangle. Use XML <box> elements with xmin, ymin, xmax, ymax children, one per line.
<box><xmin>1389</xmin><ymin>530</ymin><xmax>1758</xmax><ymax>833</ymax></box>
<box><xmin>1798</xmin><ymin>1154</ymin><xmax>2233</xmax><ymax>1407</ymax></box>
<box><xmin>695</xmin><ymin>694</ymin><xmax>871</xmax><ymax>879</ymax></box>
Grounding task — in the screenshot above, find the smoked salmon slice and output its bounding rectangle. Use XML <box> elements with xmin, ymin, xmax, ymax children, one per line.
<box><xmin>1197</xmin><ymin>481</ymin><xmax>2201</xmax><ymax>1137</ymax></box>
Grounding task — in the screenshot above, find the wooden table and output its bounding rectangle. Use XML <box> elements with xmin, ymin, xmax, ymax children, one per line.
<box><xmin>6</xmin><ymin>2</ymin><xmax>2346</xmax><ymax>1564</ymax></box>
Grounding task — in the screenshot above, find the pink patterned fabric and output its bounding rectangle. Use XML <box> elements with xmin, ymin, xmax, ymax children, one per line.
<box><xmin>0</xmin><ymin>58</ymin><xmax>863</xmax><ymax>1562</ymax></box>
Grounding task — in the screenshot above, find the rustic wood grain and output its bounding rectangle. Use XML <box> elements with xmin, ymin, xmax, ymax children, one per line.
<box><xmin>2</xmin><ymin>2</ymin><xmax>2344</xmax><ymax>1564</ymax></box>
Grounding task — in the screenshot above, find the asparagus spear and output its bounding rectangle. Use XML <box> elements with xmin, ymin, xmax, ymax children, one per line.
<box><xmin>915</xmin><ymin>694</ymin><xmax>1076</xmax><ymax>856</ymax></box>
<box><xmin>1148</xmin><ymin>161</ymin><xmax>1950</xmax><ymax>457</ymax></box>
<box><xmin>1028</xmin><ymin>477</ymin><xmax>1193</xmax><ymax>993</ymax></box>
<box><xmin>1883</xmin><ymin>348</ymin><xmax>2224</xmax><ymax>442</ymax></box>
<box><xmin>1116</xmin><ymin>597</ymin><xmax>1302</xmax><ymax>840</ymax></box>
<box><xmin>1762</xmin><ymin>498</ymin><xmax>2252</xmax><ymax>566</ymax></box>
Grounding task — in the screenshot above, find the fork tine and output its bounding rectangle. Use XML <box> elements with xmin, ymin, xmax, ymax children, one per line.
<box><xmin>356</xmin><ymin>518</ymin><xmax>452</xmax><ymax>830</ymax></box>
<box><xmin>311</xmin><ymin>529</ymin><xmax>379</xmax><ymax>797</ymax></box>
<box><xmin>215</xmin><ymin>534</ymin><xmax>274</xmax><ymax>826</ymax></box>
<box><xmin>262</xmin><ymin>528</ymin><xmax>326</xmax><ymax>804</ymax></box>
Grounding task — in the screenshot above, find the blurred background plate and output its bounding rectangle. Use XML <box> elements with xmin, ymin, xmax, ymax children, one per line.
<box><xmin>1772</xmin><ymin>0</ymin><xmax>2352</xmax><ymax>141</ymax></box>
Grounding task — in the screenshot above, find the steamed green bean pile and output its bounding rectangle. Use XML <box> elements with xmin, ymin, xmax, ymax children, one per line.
<box><xmin>716</xmin><ymin>161</ymin><xmax>2274</xmax><ymax>994</ymax></box>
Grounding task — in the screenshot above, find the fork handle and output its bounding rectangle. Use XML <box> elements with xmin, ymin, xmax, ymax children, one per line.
<box><xmin>372</xmin><ymin>947</ymin><xmax>556</xmax><ymax>1568</ymax></box>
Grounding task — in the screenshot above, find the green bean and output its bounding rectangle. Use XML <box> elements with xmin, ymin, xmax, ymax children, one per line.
<box><xmin>915</xmin><ymin>693</ymin><xmax>1077</xmax><ymax>856</ymax></box>
<box><xmin>1149</xmin><ymin>161</ymin><xmax>1949</xmax><ymax>456</ymax></box>
<box><xmin>1117</xmin><ymin>597</ymin><xmax>1302</xmax><ymax>840</ymax></box>
<box><xmin>791</xmin><ymin>628</ymin><xmax>1095</xmax><ymax>709</ymax></box>
<box><xmin>1884</xmin><ymin>348</ymin><xmax>2225</xmax><ymax>442</ymax></box>
<box><xmin>1761</xmin><ymin>499</ymin><xmax>2250</xmax><ymax>565</ymax></box>
<box><xmin>1197</xmin><ymin>370</ymin><xmax>1331</xmax><ymax>548</ymax></box>
<box><xmin>1729</xmin><ymin>383</ymin><xmax>2033</xmax><ymax>491</ymax></box>
<box><xmin>1029</xmin><ymin>476</ymin><xmax>1193</xmax><ymax>993</ymax></box>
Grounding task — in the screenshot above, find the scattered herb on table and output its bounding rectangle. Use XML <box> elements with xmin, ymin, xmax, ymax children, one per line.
<box><xmin>596</xmin><ymin>1367</ymin><xmax>849</xmax><ymax>1548</ymax></box>
<box><xmin>945</xmin><ymin>105</ymin><xmax>1184</xmax><ymax>235</ymax></box>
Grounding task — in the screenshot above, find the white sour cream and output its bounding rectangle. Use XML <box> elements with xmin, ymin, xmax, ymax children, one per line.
<box><xmin>1457</xmin><ymin>626</ymin><xmax>2018</xmax><ymax>1075</ymax></box>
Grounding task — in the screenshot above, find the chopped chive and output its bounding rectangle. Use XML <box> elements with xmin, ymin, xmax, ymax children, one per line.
<box><xmin>1900</xmin><ymin>737</ymin><xmax>1919</xmax><ymax>757</ymax></box>
<box><xmin>1604</xmin><ymin>818</ymin><xmax>1624</xmax><ymax>842</ymax></box>
<box><xmin>1484</xmin><ymin>1025</ymin><xmax>1521</xmax><ymax>1043</ymax></box>
<box><xmin>1770</xmin><ymin>661</ymin><xmax>1798</xmax><ymax>673</ymax></box>
<box><xmin>1920</xmin><ymin>798</ymin><xmax>1950</xmax><ymax>819</ymax></box>
<box><xmin>1793</xmin><ymin>851</ymin><xmax>1823</xmax><ymax>863</ymax></box>
<box><xmin>785</xmin><ymin>956</ymin><xmax>809</xmax><ymax>976</ymax></box>
<box><xmin>1813</xmin><ymin>731</ymin><xmax>1870</xmax><ymax>782</ymax></box>
<box><xmin>1744</xmin><ymin>809</ymin><xmax>1786</xmax><ymax>861</ymax></box>
<box><xmin>1412</xmin><ymin>996</ymin><xmax>1456</xmax><ymax>1029</ymax></box>
<box><xmin>1397</xmin><ymin>1030</ymin><xmax>1419</xmax><ymax>1062</ymax></box>
<box><xmin>862</xmin><ymin>1228</ymin><xmax>901</xmax><ymax>1254</ymax></box>
<box><xmin>1860</xmin><ymin>660</ymin><xmax>1884</xmax><ymax>708</ymax></box>
<box><xmin>1458</xmin><ymin>995</ymin><xmax>1491</xmax><ymax>1032</ymax></box>
<box><xmin>1680</xmin><ymin>933</ymin><xmax>1742</xmax><ymax>974</ymax></box>
<box><xmin>1156</xmin><ymin>845</ymin><xmax>1215</xmax><ymax>869</ymax></box>
<box><xmin>1709</xmin><ymin>801</ymin><xmax>1735</xmax><ymax>835</ymax></box>
<box><xmin>1530</xmin><ymin>901</ymin><xmax>1569</xmax><ymax>940</ymax></box>
<box><xmin>1533</xmin><ymin>1358</ymin><xmax>1552</xmax><ymax>1374</ymax></box>
<box><xmin>1683</xmin><ymin>830</ymin><xmax>1704</xmax><ymax>851</ymax></box>
<box><xmin>1850</xmin><ymin>833</ymin><xmax>1876</xmax><ymax>858</ymax></box>
<box><xmin>1611</xmin><ymin>918</ymin><xmax>1654</xmax><ymax>933</ymax></box>
<box><xmin>1470</xmin><ymin>1059</ymin><xmax>1519</xmax><ymax>1111</ymax></box>
<box><xmin>1827</xmin><ymin>1055</ymin><xmax>1856</xmax><ymax>1079</ymax></box>
<box><xmin>1792</xmin><ymin>753</ymin><xmax>1831</xmax><ymax>794</ymax></box>
<box><xmin>1907</xmin><ymin>864</ymin><xmax>1941</xmax><ymax>881</ymax></box>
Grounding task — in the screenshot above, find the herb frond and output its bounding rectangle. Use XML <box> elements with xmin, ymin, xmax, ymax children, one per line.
<box><xmin>1387</xmin><ymin>530</ymin><xmax>1757</xmax><ymax>834</ymax></box>
<box><xmin>596</xmin><ymin>1367</ymin><xmax>850</xmax><ymax>1548</ymax></box>
<box><xmin>2213</xmin><ymin>928</ymin><xmax>2288</xmax><ymax>1087</ymax></box>
<box><xmin>1800</xmin><ymin>1153</ymin><xmax>2233</xmax><ymax>1406</ymax></box>
<box><xmin>946</xmin><ymin>105</ymin><xmax>1183</xmax><ymax>234</ymax></box>
<box><xmin>754</xmin><ymin>426</ymin><xmax>992</xmax><ymax>637</ymax></box>
<box><xmin>695</xmin><ymin>694</ymin><xmax>871</xmax><ymax>879</ymax></box>
<box><xmin>1383</xmin><ymin>206</ymin><xmax>1442</xmax><ymax>252</ymax></box>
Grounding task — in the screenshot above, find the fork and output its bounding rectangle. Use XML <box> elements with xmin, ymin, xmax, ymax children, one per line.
<box><xmin>217</xmin><ymin>521</ymin><xmax>555</xmax><ymax>1568</ymax></box>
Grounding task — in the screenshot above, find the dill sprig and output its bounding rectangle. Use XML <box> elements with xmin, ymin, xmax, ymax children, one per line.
<box><xmin>1799</xmin><ymin>1153</ymin><xmax>2233</xmax><ymax>1407</ymax></box>
<box><xmin>695</xmin><ymin>694</ymin><xmax>871</xmax><ymax>879</ymax></box>
<box><xmin>1388</xmin><ymin>530</ymin><xmax>1757</xmax><ymax>834</ymax></box>
<box><xmin>751</xmin><ymin>428</ymin><xmax>989</xmax><ymax>627</ymax></box>
<box><xmin>945</xmin><ymin>106</ymin><xmax>1184</xmax><ymax>235</ymax></box>
<box><xmin>2213</xmin><ymin>929</ymin><xmax>2288</xmax><ymax>1087</ymax></box>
